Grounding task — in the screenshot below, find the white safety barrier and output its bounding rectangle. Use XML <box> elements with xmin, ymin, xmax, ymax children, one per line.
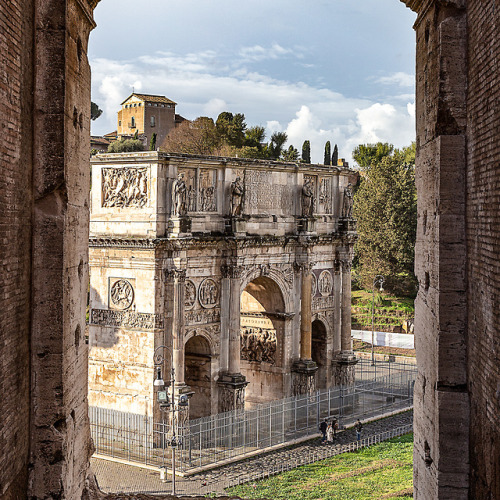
<box><xmin>352</xmin><ymin>330</ymin><xmax>414</xmax><ymax>349</ymax></box>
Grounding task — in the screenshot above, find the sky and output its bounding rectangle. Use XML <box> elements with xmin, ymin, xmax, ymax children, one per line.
<box><xmin>89</xmin><ymin>0</ymin><xmax>417</xmax><ymax>165</ymax></box>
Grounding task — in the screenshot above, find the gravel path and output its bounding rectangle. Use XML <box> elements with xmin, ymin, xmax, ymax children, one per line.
<box><xmin>92</xmin><ymin>410</ymin><xmax>413</xmax><ymax>497</ymax></box>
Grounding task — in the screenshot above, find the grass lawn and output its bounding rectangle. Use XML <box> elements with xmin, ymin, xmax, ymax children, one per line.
<box><xmin>226</xmin><ymin>433</ymin><xmax>413</xmax><ymax>500</ymax></box>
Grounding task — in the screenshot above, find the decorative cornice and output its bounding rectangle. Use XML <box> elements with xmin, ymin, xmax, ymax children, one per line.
<box><xmin>89</xmin><ymin>232</ymin><xmax>352</xmax><ymax>251</ymax></box>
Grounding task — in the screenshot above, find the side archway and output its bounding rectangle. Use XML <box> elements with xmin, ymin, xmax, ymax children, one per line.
<box><xmin>311</xmin><ymin>319</ymin><xmax>328</xmax><ymax>389</ymax></box>
<box><xmin>184</xmin><ymin>334</ymin><xmax>212</xmax><ymax>419</ymax></box>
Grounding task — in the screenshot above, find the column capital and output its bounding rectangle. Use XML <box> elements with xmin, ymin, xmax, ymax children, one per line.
<box><xmin>221</xmin><ymin>264</ymin><xmax>243</xmax><ymax>279</ymax></box>
<box><xmin>293</xmin><ymin>261</ymin><xmax>315</xmax><ymax>274</ymax></box>
<box><xmin>165</xmin><ymin>269</ymin><xmax>186</xmax><ymax>282</ymax></box>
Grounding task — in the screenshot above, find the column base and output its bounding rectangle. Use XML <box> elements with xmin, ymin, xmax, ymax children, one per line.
<box><xmin>332</xmin><ymin>351</ymin><xmax>358</xmax><ymax>386</ymax></box>
<box><xmin>297</xmin><ymin>217</ymin><xmax>316</xmax><ymax>234</ymax></box>
<box><xmin>292</xmin><ymin>359</ymin><xmax>318</xmax><ymax>395</ymax></box>
<box><xmin>168</xmin><ymin>216</ymin><xmax>192</xmax><ymax>236</ymax></box>
<box><xmin>225</xmin><ymin>216</ymin><xmax>247</xmax><ymax>236</ymax></box>
<box><xmin>217</xmin><ymin>373</ymin><xmax>248</xmax><ymax>413</ymax></box>
<box><xmin>337</xmin><ymin>217</ymin><xmax>357</xmax><ymax>233</ymax></box>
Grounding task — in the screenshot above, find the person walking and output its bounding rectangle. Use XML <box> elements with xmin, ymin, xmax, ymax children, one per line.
<box><xmin>332</xmin><ymin>417</ymin><xmax>338</xmax><ymax>440</ymax></box>
<box><xmin>326</xmin><ymin>421</ymin><xmax>334</xmax><ymax>444</ymax></box>
<box><xmin>355</xmin><ymin>419</ymin><xmax>363</xmax><ymax>441</ymax></box>
<box><xmin>319</xmin><ymin>418</ymin><xmax>328</xmax><ymax>444</ymax></box>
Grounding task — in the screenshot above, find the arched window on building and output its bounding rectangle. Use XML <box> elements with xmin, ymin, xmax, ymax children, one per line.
<box><xmin>150</xmin><ymin>116</ymin><xmax>155</xmax><ymax>127</ymax></box>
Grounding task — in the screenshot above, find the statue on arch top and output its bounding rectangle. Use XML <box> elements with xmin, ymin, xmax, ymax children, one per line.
<box><xmin>230</xmin><ymin>176</ymin><xmax>244</xmax><ymax>217</ymax></box>
<box><xmin>172</xmin><ymin>172</ymin><xmax>187</xmax><ymax>216</ymax></box>
<box><xmin>342</xmin><ymin>182</ymin><xmax>354</xmax><ymax>218</ymax></box>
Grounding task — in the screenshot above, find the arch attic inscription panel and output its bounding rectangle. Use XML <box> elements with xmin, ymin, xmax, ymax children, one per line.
<box><xmin>89</xmin><ymin>152</ymin><xmax>357</xmax><ymax>416</ymax></box>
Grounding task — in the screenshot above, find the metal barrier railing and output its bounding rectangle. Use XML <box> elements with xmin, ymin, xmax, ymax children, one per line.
<box><xmin>90</xmin><ymin>358</ymin><xmax>416</xmax><ymax>473</ymax></box>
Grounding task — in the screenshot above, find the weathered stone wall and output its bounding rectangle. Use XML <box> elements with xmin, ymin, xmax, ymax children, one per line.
<box><xmin>466</xmin><ymin>1</ymin><xmax>500</xmax><ymax>498</ymax></box>
<box><xmin>0</xmin><ymin>0</ymin><xmax>33</xmax><ymax>497</ymax></box>
<box><xmin>410</xmin><ymin>1</ymin><xmax>469</xmax><ymax>498</ymax></box>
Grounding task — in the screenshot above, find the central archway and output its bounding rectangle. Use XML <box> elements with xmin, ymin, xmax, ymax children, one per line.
<box><xmin>240</xmin><ymin>276</ymin><xmax>286</xmax><ymax>407</ymax></box>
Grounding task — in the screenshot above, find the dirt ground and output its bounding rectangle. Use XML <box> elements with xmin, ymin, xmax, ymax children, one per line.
<box><xmin>353</xmin><ymin>339</ymin><xmax>416</xmax><ymax>358</ymax></box>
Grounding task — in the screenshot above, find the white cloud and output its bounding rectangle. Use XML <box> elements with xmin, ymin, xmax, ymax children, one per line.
<box><xmin>375</xmin><ymin>72</ymin><xmax>414</xmax><ymax>88</ymax></box>
<box><xmin>239</xmin><ymin>43</ymin><xmax>295</xmax><ymax>62</ymax></box>
<box><xmin>90</xmin><ymin>50</ymin><xmax>415</xmax><ymax>164</ymax></box>
<box><xmin>204</xmin><ymin>98</ymin><xmax>227</xmax><ymax>117</ymax></box>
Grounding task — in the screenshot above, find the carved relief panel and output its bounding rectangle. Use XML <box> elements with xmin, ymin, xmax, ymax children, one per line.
<box><xmin>199</xmin><ymin>169</ymin><xmax>217</xmax><ymax>212</ymax></box>
<box><xmin>102</xmin><ymin>167</ymin><xmax>148</xmax><ymax>208</ymax></box>
<box><xmin>198</xmin><ymin>278</ymin><xmax>219</xmax><ymax>309</ymax></box>
<box><xmin>318</xmin><ymin>177</ymin><xmax>332</xmax><ymax>214</ymax></box>
<box><xmin>184</xmin><ymin>280</ymin><xmax>197</xmax><ymax>310</ymax></box>
<box><xmin>240</xmin><ymin>327</ymin><xmax>277</xmax><ymax>364</ymax></box>
<box><xmin>245</xmin><ymin>170</ymin><xmax>293</xmax><ymax>213</ymax></box>
<box><xmin>109</xmin><ymin>278</ymin><xmax>135</xmax><ymax>310</ymax></box>
<box><xmin>312</xmin><ymin>269</ymin><xmax>335</xmax><ymax>310</ymax></box>
<box><xmin>179</xmin><ymin>168</ymin><xmax>197</xmax><ymax>212</ymax></box>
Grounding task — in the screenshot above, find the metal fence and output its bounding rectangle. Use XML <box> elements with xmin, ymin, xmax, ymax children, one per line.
<box><xmin>90</xmin><ymin>358</ymin><xmax>416</xmax><ymax>473</ymax></box>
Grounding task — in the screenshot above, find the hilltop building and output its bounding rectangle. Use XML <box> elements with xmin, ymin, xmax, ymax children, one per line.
<box><xmin>117</xmin><ymin>93</ymin><xmax>186</xmax><ymax>148</ymax></box>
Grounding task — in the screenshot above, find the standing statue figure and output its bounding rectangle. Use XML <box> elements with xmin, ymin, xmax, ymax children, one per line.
<box><xmin>230</xmin><ymin>176</ymin><xmax>244</xmax><ymax>216</ymax></box>
<box><xmin>342</xmin><ymin>182</ymin><xmax>353</xmax><ymax>218</ymax></box>
<box><xmin>172</xmin><ymin>173</ymin><xmax>187</xmax><ymax>216</ymax></box>
<box><xmin>302</xmin><ymin>178</ymin><xmax>315</xmax><ymax>217</ymax></box>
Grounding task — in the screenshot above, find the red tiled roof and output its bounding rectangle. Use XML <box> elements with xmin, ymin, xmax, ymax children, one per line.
<box><xmin>121</xmin><ymin>93</ymin><xmax>177</xmax><ymax>106</ymax></box>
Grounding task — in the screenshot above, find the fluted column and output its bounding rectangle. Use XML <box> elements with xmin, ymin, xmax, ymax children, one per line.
<box><xmin>340</xmin><ymin>260</ymin><xmax>352</xmax><ymax>352</ymax></box>
<box><xmin>332</xmin><ymin>258</ymin><xmax>357</xmax><ymax>387</ymax></box>
<box><xmin>218</xmin><ymin>264</ymin><xmax>247</xmax><ymax>412</ymax></box>
<box><xmin>165</xmin><ymin>269</ymin><xmax>187</xmax><ymax>387</ymax></box>
<box><xmin>333</xmin><ymin>260</ymin><xmax>342</xmax><ymax>354</ymax></box>
<box><xmin>300</xmin><ymin>267</ymin><xmax>313</xmax><ymax>360</ymax></box>
<box><xmin>292</xmin><ymin>261</ymin><xmax>317</xmax><ymax>395</ymax></box>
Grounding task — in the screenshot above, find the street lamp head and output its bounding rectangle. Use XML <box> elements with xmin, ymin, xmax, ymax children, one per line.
<box><xmin>154</xmin><ymin>366</ymin><xmax>165</xmax><ymax>387</ymax></box>
<box><xmin>178</xmin><ymin>394</ymin><xmax>189</xmax><ymax>407</ymax></box>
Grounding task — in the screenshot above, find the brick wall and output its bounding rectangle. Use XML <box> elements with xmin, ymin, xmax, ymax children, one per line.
<box><xmin>0</xmin><ymin>0</ymin><xmax>33</xmax><ymax>497</ymax></box>
<box><xmin>466</xmin><ymin>1</ymin><xmax>500</xmax><ymax>498</ymax></box>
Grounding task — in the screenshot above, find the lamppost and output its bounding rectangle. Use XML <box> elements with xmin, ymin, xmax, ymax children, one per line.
<box><xmin>371</xmin><ymin>275</ymin><xmax>385</xmax><ymax>366</ymax></box>
<box><xmin>153</xmin><ymin>345</ymin><xmax>189</xmax><ymax>496</ymax></box>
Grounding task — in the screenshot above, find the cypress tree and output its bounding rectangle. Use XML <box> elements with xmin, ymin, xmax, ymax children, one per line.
<box><xmin>149</xmin><ymin>133</ymin><xmax>157</xmax><ymax>151</ymax></box>
<box><xmin>324</xmin><ymin>141</ymin><xmax>331</xmax><ymax>165</ymax></box>
<box><xmin>301</xmin><ymin>140</ymin><xmax>311</xmax><ymax>163</ymax></box>
<box><xmin>332</xmin><ymin>144</ymin><xmax>338</xmax><ymax>166</ymax></box>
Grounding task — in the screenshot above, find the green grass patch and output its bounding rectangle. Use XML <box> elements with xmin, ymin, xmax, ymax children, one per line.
<box><xmin>226</xmin><ymin>433</ymin><xmax>413</xmax><ymax>500</ymax></box>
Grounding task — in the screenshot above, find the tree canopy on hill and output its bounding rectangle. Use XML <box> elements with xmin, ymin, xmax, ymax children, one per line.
<box><xmin>162</xmin><ymin>111</ymin><xmax>298</xmax><ymax>161</ymax></box>
<box><xmin>353</xmin><ymin>142</ymin><xmax>417</xmax><ymax>296</ymax></box>
<box><xmin>108</xmin><ymin>138</ymin><xmax>144</xmax><ymax>153</ymax></box>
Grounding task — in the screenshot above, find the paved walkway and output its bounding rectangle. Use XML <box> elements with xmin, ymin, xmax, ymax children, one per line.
<box><xmin>92</xmin><ymin>410</ymin><xmax>413</xmax><ymax>497</ymax></box>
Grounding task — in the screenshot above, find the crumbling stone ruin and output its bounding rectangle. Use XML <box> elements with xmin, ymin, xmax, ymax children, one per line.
<box><xmin>0</xmin><ymin>0</ymin><xmax>498</xmax><ymax>498</ymax></box>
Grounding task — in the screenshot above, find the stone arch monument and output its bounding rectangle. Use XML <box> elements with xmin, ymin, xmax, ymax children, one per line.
<box><xmin>88</xmin><ymin>152</ymin><xmax>358</xmax><ymax>417</ymax></box>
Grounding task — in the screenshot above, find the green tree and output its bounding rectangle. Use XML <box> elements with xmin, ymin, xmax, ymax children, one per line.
<box><xmin>216</xmin><ymin>112</ymin><xmax>247</xmax><ymax>148</ymax></box>
<box><xmin>332</xmin><ymin>144</ymin><xmax>338</xmax><ymax>166</ymax></box>
<box><xmin>282</xmin><ymin>145</ymin><xmax>299</xmax><ymax>161</ymax></box>
<box><xmin>301</xmin><ymin>140</ymin><xmax>311</xmax><ymax>163</ymax></box>
<box><xmin>133</xmin><ymin>130</ymin><xmax>139</xmax><ymax>140</ymax></box>
<box><xmin>244</xmin><ymin>126</ymin><xmax>266</xmax><ymax>149</ymax></box>
<box><xmin>353</xmin><ymin>142</ymin><xmax>394</xmax><ymax>169</ymax></box>
<box><xmin>353</xmin><ymin>143</ymin><xmax>417</xmax><ymax>295</ymax></box>
<box><xmin>162</xmin><ymin>117</ymin><xmax>220</xmax><ymax>155</ymax></box>
<box><xmin>91</xmin><ymin>101</ymin><xmax>103</xmax><ymax>121</ymax></box>
<box><xmin>108</xmin><ymin>138</ymin><xmax>144</xmax><ymax>153</ymax></box>
<box><xmin>268</xmin><ymin>131</ymin><xmax>288</xmax><ymax>160</ymax></box>
<box><xmin>149</xmin><ymin>133</ymin><xmax>157</xmax><ymax>151</ymax></box>
<box><xmin>324</xmin><ymin>141</ymin><xmax>331</xmax><ymax>165</ymax></box>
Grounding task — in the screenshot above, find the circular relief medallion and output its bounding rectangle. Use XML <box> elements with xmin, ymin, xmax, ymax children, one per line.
<box><xmin>318</xmin><ymin>270</ymin><xmax>333</xmax><ymax>297</ymax></box>
<box><xmin>184</xmin><ymin>280</ymin><xmax>197</xmax><ymax>310</ymax></box>
<box><xmin>311</xmin><ymin>272</ymin><xmax>317</xmax><ymax>297</ymax></box>
<box><xmin>110</xmin><ymin>279</ymin><xmax>134</xmax><ymax>310</ymax></box>
<box><xmin>199</xmin><ymin>278</ymin><xmax>219</xmax><ymax>309</ymax></box>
